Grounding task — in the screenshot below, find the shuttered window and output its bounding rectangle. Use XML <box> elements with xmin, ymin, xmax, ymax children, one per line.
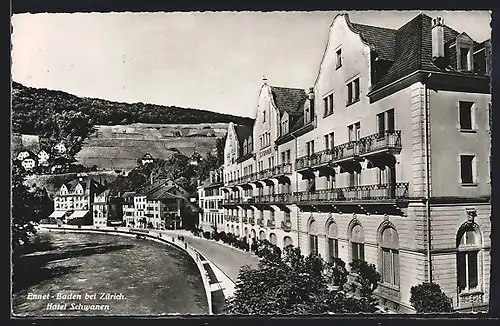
<box><xmin>380</xmin><ymin>226</ymin><xmax>400</xmax><ymax>287</ymax></box>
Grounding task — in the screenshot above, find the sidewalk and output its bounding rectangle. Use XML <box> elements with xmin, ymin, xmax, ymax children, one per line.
<box><xmin>159</xmin><ymin>230</ymin><xmax>260</xmax><ymax>283</ymax></box>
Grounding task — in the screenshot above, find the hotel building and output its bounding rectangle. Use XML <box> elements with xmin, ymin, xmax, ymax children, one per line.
<box><xmin>198</xmin><ymin>168</ymin><xmax>225</xmax><ymax>232</ymax></box>
<box><xmin>203</xmin><ymin>13</ymin><xmax>491</xmax><ymax>312</ymax></box>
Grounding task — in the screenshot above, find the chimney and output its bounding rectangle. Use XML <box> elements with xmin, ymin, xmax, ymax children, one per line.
<box><xmin>308</xmin><ymin>87</ymin><xmax>315</xmax><ymax>120</ymax></box>
<box><xmin>262</xmin><ymin>75</ymin><xmax>268</xmax><ymax>86</ymax></box>
<box><xmin>431</xmin><ymin>16</ymin><xmax>445</xmax><ymax>60</ymax></box>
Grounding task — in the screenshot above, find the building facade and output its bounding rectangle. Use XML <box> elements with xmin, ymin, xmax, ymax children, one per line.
<box><xmin>122</xmin><ymin>192</ymin><xmax>136</xmax><ymax>226</ymax></box>
<box><xmin>203</xmin><ymin>13</ymin><xmax>491</xmax><ymax>312</ymax></box>
<box><xmin>198</xmin><ymin>168</ymin><xmax>225</xmax><ymax>232</ymax></box>
<box><xmin>50</xmin><ymin>177</ymin><xmax>105</xmax><ymax>224</ymax></box>
<box><xmin>92</xmin><ymin>189</ymin><xmax>109</xmax><ymax>226</ymax></box>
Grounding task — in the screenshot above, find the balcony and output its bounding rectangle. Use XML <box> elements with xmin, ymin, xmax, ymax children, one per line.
<box><xmin>257</xmin><ymin>219</ymin><xmax>265</xmax><ymax>227</ymax></box>
<box><xmin>234</xmin><ymin>216</ymin><xmax>240</xmax><ymax>223</ymax></box>
<box><xmin>242</xmin><ymin>216</ymin><xmax>248</xmax><ymax>223</ymax></box>
<box><xmin>358</xmin><ymin>130</ymin><xmax>402</xmax><ymax>157</ymax></box>
<box><xmin>229</xmin><ymin>215</ymin><xmax>235</xmax><ymax>222</ymax></box>
<box><xmin>294</xmin><ymin>130</ymin><xmax>402</xmax><ymax>172</ymax></box>
<box><xmin>254</xmin><ymin>193</ymin><xmax>292</xmax><ymax>204</ymax></box>
<box><xmin>281</xmin><ymin>220</ymin><xmax>292</xmax><ymax>232</ymax></box>
<box><xmin>293</xmin><ymin>182</ymin><xmax>409</xmax><ymax>204</ymax></box>
<box><xmin>258</xmin><ymin>168</ymin><xmax>274</xmax><ymax>180</ymax></box>
<box><xmin>267</xmin><ymin>219</ymin><xmax>276</xmax><ymax>229</ymax></box>
<box><xmin>249</xmin><ymin>217</ymin><xmax>256</xmax><ymax>225</ymax></box>
<box><xmin>224</xmin><ymin>198</ymin><xmax>241</xmax><ymax>205</ymax></box>
<box><xmin>272</xmin><ymin>163</ymin><xmax>293</xmax><ymax>176</ymax></box>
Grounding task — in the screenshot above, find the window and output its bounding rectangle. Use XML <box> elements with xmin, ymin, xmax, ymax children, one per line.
<box><xmin>377</xmin><ymin>112</ymin><xmax>385</xmax><ymax>136</ymax></box>
<box><xmin>306</xmin><ymin>178</ymin><xmax>316</xmax><ymax>193</ymax></box>
<box><xmin>263</xmin><ymin>110</ymin><xmax>266</xmax><ymax>123</ymax></box>
<box><xmin>459</xmin><ymin>47</ymin><xmax>471</xmax><ymax>71</ymax></box>
<box><xmin>309</xmin><ymin>219</ymin><xmax>318</xmax><ymax>255</ymax></box>
<box><xmin>380</xmin><ymin>226</ymin><xmax>400</xmax><ymax>287</ymax></box>
<box><xmin>457</xmin><ymin>223</ymin><xmax>481</xmax><ymax>294</ymax></box>
<box><xmin>323</xmin><ymin>93</ymin><xmax>334</xmax><ymax>117</ymax></box>
<box><xmin>355</xmin><ymin>122</ymin><xmax>361</xmax><ymax>141</ymax></box>
<box><xmin>350</xmin><ymin>223</ymin><xmax>365</xmax><ymax>262</ymax></box>
<box><xmin>460</xmin><ymin>155</ymin><xmax>476</xmax><ymax>184</ymax></box>
<box><xmin>336</xmin><ymin>48</ymin><xmax>342</xmax><ymax>69</ymax></box>
<box><xmin>459</xmin><ymin>101</ymin><xmax>474</xmax><ymax>130</ymax></box>
<box><xmin>324</xmin><ymin>132</ymin><xmax>334</xmax><ymax>150</ymax></box>
<box><xmin>347</xmin><ymin>78</ymin><xmax>360</xmax><ymax>105</ymax></box>
<box><xmin>286</xmin><ymin>150</ymin><xmax>291</xmax><ymax>163</ymax></box>
<box><xmin>248</xmin><ymin>136</ymin><xmax>253</xmax><ymax>152</ymax></box>
<box><xmin>327</xmin><ymin>222</ymin><xmax>338</xmax><ymax>262</ymax></box>
<box><xmin>306</xmin><ymin>140</ymin><xmax>315</xmax><ymax>156</ymax></box>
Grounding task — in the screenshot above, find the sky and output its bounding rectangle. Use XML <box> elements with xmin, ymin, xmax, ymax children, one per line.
<box><xmin>11</xmin><ymin>11</ymin><xmax>491</xmax><ymax>118</ymax></box>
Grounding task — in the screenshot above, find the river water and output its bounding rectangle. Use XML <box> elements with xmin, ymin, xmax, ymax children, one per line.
<box><xmin>12</xmin><ymin>231</ymin><xmax>209</xmax><ymax>316</ymax></box>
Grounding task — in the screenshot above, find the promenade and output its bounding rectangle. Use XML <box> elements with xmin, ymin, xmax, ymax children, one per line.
<box><xmin>159</xmin><ymin>230</ymin><xmax>260</xmax><ymax>283</ymax></box>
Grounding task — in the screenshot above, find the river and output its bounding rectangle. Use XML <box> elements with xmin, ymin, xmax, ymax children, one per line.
<box><xmin>12</xmin><ymin>230</ymin><xmax>209</xmax><ymax>316</ymax></box>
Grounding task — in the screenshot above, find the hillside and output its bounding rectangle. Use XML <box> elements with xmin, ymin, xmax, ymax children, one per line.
<box><xmin>75</xmin><ymin>123</ymin><xmax>227</xmax><ymax>170</ymax></box>
<box><xmin>11</xmin><ymin>81</ymin><xmax>254</xmax><ymax>136</ymax></box>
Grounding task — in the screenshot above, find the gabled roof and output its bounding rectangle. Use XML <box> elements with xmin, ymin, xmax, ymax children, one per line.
<box><xmin>63</xmin><ymin>178</ymin><xmax>104</xmax><ymax>193</ymax></box>
<box><xmin>234</xmin><ymin>124</ymin><xmax>253</xmax><ymax>149</ymax></box>
<box><xmin>350</xmin><ymin>23</ymin><xmax>397</xmax><ymax>61</ymax></box>
<box><xmin>368</xmin><ymin>13</ymin><xmax>484</xmax><ymax>93</ymax></box>
<box><xmin>270</xmin><ymin>86</ymin><xmax>307</xmax><ymax>117</ymax></box>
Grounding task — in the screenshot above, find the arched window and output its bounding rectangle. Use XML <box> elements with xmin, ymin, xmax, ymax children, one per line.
<box><xmin>244</xmin><ymin>227</ymin><xmax>249</xmax><ymax>239</ymax></box>
<box><xmin>270</xmin><ymin>233</ymin><xmax>277</xmax><ymax>245</ymax></box>
<box><xmin>248</xmin><ymin>136</ymin><xmax>253</xmax><ymax>152</ymax></box>
<box><xmin>379</xmin><ymin>225</ymin><xmax>400</xmax><ymax>287</ymax></box>
<box><xmin>350</xmin><ymin>223</ymin><xmax>365</xmax><ymax>262</ymax></box>
<box><xmin>231</xmin><ymin>225</ymin><xmax>235</xmax><ymax>234</ymax></box>
<box><xmin>251</xmin><ymin>229</ymin><xmax>256</xmax><ymax>239</ymax></box>
<box><xmin>457</xmin><ymin>223</ymin><xmax>481</xmax><ymax>294</ymax></box>
<box><xmin>236</xmin><ymin>225</ymin><xmax>240</xmax><ymax>236</ymax></box>
<box><xmin>259</xmin><ymin>230</ymin><xmax>266</xmax><ymax>240</ymax></box>
<box><xmin>327</xmin><ymin>221</ymin><xmax>338</xmax><ymax>262</ymax></box>
<box><xmin>284</xmin><ymin>236</ymin><xmax>293</xmax><ymax>248</ymax></box>
<box><xmin>309</xmin><ymin>219</ymin><xmax>318</xmax><ymax>254</ymax></box>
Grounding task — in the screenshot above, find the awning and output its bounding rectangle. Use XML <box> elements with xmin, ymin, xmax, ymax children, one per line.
<box><xmin>49</xmin><ymin>210</ymin><xmax>66</xmax><ymax>218</ymax></box>
<box><xmin>68</xmin><ymin>210</ymin><xmax>89</xmax><ymax>219</ymax></box>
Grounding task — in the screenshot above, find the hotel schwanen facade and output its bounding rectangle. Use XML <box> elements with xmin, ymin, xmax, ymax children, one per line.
<box><xmin>199</xmin><ymin>13</ymin><xmax>491</xmax><ymax>312</ymax></box>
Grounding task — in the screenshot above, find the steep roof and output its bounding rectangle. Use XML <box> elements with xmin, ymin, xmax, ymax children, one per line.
<box><xmin>350</xmin><ymin>23</ymin><xmax>397</xmax><ymax>61</ymax></box>
<box><xmin>234</xmin><ymin>124</ymin><xmax>253</xmax><ymax>148</ymax></box>
<box><xmin>122</xmin><ymin>191</ymin><xmax>136</xmax><ymax>198</ymax></box>
<box><xmin>368</xmin><ymin>13</ymin><xmax>483</xmax><ymax>92</ymax></box>
<box><xmin>270</xmin><ymin>86</ymin><xmax>307</xmax><ymax>116</ymax></box>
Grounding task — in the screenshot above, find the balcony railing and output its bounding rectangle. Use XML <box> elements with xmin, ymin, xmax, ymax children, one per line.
<box><xmin>267</xmin><ymin>219</ymin><xmax>276</xmax><ymax>229</ymax></box>
<box><xmin>224</xmin><ymin>215</ymin><xmax>230</xmax><ymax>221</ymax></box>
<box><xmin>293</xmin><ymin>182</ymin><xmax>409</xmax><ymax>203</ymax></box>
<box><xmin>229</xmin><ymin>215</ymin><xmax>235</xmax><ymax>222</ymax></box>
<box><xmin>281</xmin><ymin>221</ymin><xmax>292</xmax><ymax>232</ymax></box>
<box><xmin>257</xmin><ymin>218</ymin><xmax>265</xmax><ymax>227</ymax></box>
<box><xmin>224</xmin><ymin>198</ymin><xmax>241</xmax><ymax>205</ymax></box>
<box><xmin>294</xmin><ymin>130</ymin><xmax>402</xmax><ymax>171</ymax></box>
<box><xmin>254</xmin><ymin>193</ymin><xmax>292</xmax><ymax>204</ymax></box>
<box><xmin>358</xmin><ymin>130</ymin><xmax>402</xmax><ymax>156</ymax></box>
<box><xmin>258</xmin><ymin>168</ymin><xmax>274</xmax><ymax>180</ymax></box>
<box><xmin>272</xmin><ymin>163</ymin><xmax>293</xmax><ymax>176</ymax></box>
<box><xmin>242</xmin><ymin>216</ymin><xmax>248</xmax><ymax>223</ymax></box>
<box><xmin>249</xmin><ymin>217</ymin><xmax>255</xmax><ymax>225</ymax></box>
<box><xmin>234</xmin><ymin>216</ymin><xmax>240</xmax><ymax>223</ymax></box>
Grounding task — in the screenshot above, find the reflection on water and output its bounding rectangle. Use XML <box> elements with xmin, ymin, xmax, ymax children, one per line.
<box><xmin>12</xmin><ymin>231</ymin><xmax>208</xmax><ymax>316</ymax></box>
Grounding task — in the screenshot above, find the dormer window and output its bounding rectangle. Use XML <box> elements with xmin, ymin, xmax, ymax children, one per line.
<box><xmin>336</xmin><ymin>47</ymin><xmax>342</xmax><ymax>69</ymax></box>
<box><xmin>459</xmin><ymin>47</ymin><xmax>472</xmax><ymax>71</ymax></box>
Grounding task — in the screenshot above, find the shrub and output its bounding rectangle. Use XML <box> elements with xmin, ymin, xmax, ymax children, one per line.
<box><xmin>410</xmin><ymin>282</ymin><xmax>454</xmax><ymax>313</ymax></box>
<box><xmin>212</xmin><ymin>231</ymin><xmax>220</xmax><ymax>241</ymax></box>
<box><xmin>202</xmin><ymin>231</ymin><xmax>211</xmax><ymax>240</ymax></box>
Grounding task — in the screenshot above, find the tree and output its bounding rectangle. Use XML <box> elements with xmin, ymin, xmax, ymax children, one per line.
<box><xmin>410</xmin><ymin>282</ymin><xmax>454</xmax><ymax>313</ymax></box>
<box><xmin>224</xmin><ymin>244</ymin><xmax>381</xmax><ymax>315</ymax></box>
<box><xmin>11</xmin><ymin>163</ymin><xmax>52</xmax><ymax>252</ymax></box>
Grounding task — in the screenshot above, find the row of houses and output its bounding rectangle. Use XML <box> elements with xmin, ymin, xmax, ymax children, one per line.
<box><xmin>13</xmin><ymin>134</ymin><xmax>69</xmax><ymax>171</ymax></box>
<box><xmin>48</xmin><ymin>175</ymin><xmax>191</xmax><ymax>229</ymax></box>
<box><xmin>197</xmin><ymin>13</ymin><xmax>491</xmax><ymax>312</ymax></box>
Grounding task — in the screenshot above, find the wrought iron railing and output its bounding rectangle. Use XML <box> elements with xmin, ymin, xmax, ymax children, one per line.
<box><xmin>254</xmin><ymin>193</ymin><xmax>292</xmax><ymax>204</ymax></box>
<box><xmin>257</xmin><ymin>218</ymin><xmax>265</xmax><ymax>227</ymax></box>
<box><xmin>281</xmin><ymin>221</ymin><xmax>292</xmax><ymax>232</ymax></box>
<box><xmin>272</xmin><ymin>163</ymin><xmax>293</xmax><ymax>176</ymax></box>
<box><xmin>292</xmin><ymin>182</ymin><xmax>409</xmax><ymax>203</ymax></box>
<box><xmin>249</xmin><ymin>217</ymin><xmax>255</xmax><ymax>225</ymax></box>
<box><xmin>267</xmin><ymin>219</ymin><xmax>276</xmax><ymax>229</ymax></box>
<box><xmin>234</xmin><ymin>216</ymin><xmax>240</xmax><ymax>223</ymax></box>
<box><xmin>358</xmin><ymin>130</ymin><xmax>402</xmax><ymax>156</ymax></box>
<box><xmin>242</xmin><ymin>216</ymin><xmax>248</xmax><ymax>223</ymax></box>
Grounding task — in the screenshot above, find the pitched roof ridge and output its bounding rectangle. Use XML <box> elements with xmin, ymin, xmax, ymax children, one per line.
<box><xmin>350</xmin><ymin>22</ymin><xmax>397</xmax><ymax>33</ymax></box>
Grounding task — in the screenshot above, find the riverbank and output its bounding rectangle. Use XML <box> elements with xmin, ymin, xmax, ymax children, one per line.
<box><xmin>13</xmin><ymin>231</ymin><xmax>209</xmax><ymax>316</ymax></box>
<box><xmin>37</xmin><ymin>225</ymin><xmax>240</xmax><ymax>314</ymax></box>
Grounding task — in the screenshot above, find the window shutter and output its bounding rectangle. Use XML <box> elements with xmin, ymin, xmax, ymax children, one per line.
<box><xmin>457</xmin><ymin>253</ymin><xmax>467</xmax><ymax>290</ymax></box>
<box><xmin>394</xmin><ymin>250</ymin><xmax>400</xmax><ymax>286</ymax></box>
<box><xmin>468</xmin><ymin>251</ymin><xmax>479</xmax><ymax>288</ymax></box>
<box><xmin>383</xmin><ymin>249</ymin><xmax>391</xmax><ymax>283</ymax></box>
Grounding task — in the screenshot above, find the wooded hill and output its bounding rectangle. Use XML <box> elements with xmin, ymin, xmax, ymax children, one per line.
<box><xmin>12</xmin><ymin>81</ymin><xmax>254</xmax><ymax>137</ymax></box>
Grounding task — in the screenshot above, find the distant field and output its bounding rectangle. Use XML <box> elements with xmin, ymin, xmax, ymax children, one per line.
<box><xmin>75</xmin><ymin>123</ymin><xmax>226</xmax><ymax>170</ymax></box>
